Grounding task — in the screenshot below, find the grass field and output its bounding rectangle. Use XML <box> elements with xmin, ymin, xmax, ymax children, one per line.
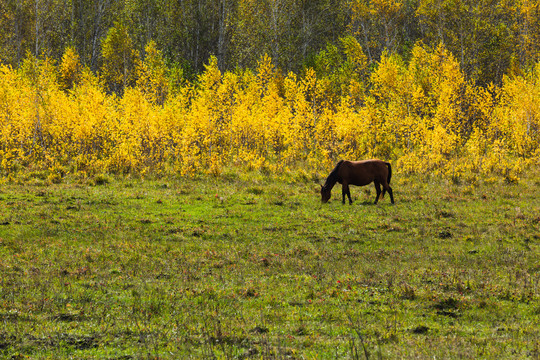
<box><xmin>0</xmin><ymin>171</ymin><xmax>539</xmax><ymax>359</ymax></box>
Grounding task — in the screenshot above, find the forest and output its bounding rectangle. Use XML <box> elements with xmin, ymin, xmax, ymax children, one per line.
<box><xmin>0</xmin><ymin>0</ymin><xmax>539</xmax><ymax>180</ymax></box>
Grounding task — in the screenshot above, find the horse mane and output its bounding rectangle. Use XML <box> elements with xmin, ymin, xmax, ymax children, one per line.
<box><xmin>323</xmin><ymin>160</ymin><xmax>344</xmax><ymax>189</ymax></box>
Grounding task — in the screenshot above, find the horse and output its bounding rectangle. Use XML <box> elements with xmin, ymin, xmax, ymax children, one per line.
<box><xmin>320</xmin><ymin>159</ymin><xmax>394</xmax><ymax>205</ymax></box>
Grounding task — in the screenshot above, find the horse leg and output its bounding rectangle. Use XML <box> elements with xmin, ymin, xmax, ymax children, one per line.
<box><xmin>347</xmin><ymin>185</ymin><xmax>353</xmax><ymax>205</ymax></box>
<box><xmin>387</xmin><ymin>185</ymin><xmax>395</xmax><ymax>204</ymax></box>
<box><xmin>381</xmin><ymin>180</ymin><xmax>395</xmax><ymax>204</ymax></box>
<box><xmin>374</xmin><ymin>181</ymin><xmax>381</xmax><ymax>204</ymax></box>
<box><xmin>342</xmin><ymin>183</ymin><xmax>352</xmax><ymax>205</ymax></box>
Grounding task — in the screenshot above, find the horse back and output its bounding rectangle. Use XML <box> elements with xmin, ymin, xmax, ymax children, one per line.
<box><xmin>340</xmin><ymin>159</ymin><xmax>389</xmax><ymax>186</ymax></box>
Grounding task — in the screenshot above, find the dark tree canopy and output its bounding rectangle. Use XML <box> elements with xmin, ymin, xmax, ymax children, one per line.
<box><xmin>0</xmin><ymin>0</ymin><xmax>539</xmax><ymax>85</ymax></box>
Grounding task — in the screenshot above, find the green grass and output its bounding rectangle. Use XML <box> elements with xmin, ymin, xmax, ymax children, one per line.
<box><xmin>0</xmin><ymin>172</ymin><xmax>539</xmax><ymax>359</ymax></box>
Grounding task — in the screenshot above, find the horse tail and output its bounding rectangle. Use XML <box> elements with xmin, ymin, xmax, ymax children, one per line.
<box><xmin>379</xmin><ymin>162</ymin><xmax>392</xmax><ymax>199</ymax></box>
<box><xmin>385</xmin><ymin>162</ymin><xmax>392</xmax><ymax>185</ymax></box>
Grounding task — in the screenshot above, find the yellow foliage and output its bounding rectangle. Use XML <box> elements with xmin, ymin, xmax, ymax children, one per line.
<box><xmin>493</xmin><ymin>67</ymin><xmax>540</xmax><ymax>157</ymax></box>
<box><xmin>59</xmin><ymin>47</ymin><xmax>82</xmax><ymax>91</ymax></box>
<box><xmin>137</xmin><ymin>41</ymin><xmax>169</xmax><ymax>105</ymax></box>
<box><xmin>1</xmin><ymin>49</ymin><xmax>540</xmax><ymax>180</ymax></box>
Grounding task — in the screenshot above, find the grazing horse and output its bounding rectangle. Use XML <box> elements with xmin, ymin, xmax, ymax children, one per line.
<box><xmin>320</xmin><ymin>159</ymin><xmax>394</xmax><ymax>205</ymax></box>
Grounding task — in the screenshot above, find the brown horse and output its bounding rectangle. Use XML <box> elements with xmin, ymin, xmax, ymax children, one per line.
<box><xmin>320</xmin><ymin>159</ymin><xmax>394</xmax><ymax>205</ymax></box>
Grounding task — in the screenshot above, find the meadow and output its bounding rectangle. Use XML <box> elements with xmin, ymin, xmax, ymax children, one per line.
<box><xmin>0</xmin><ymin>171</ymin><xmax>539</xmax><ymax>359</ymax></box>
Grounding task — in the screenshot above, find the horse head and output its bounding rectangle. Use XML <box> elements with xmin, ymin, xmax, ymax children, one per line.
<box><xmin>320</xmin><ymin>185</ymin><xmax>331</xmax><ymax>203</ymax></box>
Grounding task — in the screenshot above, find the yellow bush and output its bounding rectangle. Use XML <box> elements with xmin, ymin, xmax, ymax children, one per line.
<box><xmin>1</xmin><ymin>48</ymin><xmax>539</xmax><ymax>180</ymax></box>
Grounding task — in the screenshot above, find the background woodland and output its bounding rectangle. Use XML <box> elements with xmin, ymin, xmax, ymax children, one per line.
<box><xmin>0</xmin><ymin>0</ymin><xmax>539</xmax><ymax>180</ymax></box>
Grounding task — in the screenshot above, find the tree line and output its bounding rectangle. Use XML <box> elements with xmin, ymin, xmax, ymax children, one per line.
<box><xmin>1</xmin><ymin>43</ymin><xmax>538</xmax><ymax>181</ymax></box>
<box><xmin>1</xmin><ymin>0</ymin><xmax>539</xmax><ymax>87</ymax></box>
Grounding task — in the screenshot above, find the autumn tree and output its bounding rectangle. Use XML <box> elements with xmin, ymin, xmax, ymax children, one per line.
<box><xmin>349</xmin><ymin>0</ymin><xmax>407</xmax><ymax>62</ymax></box>
<box><xmin>58</xmin><ymin>46</ymin><xmax>82</xmax><ymax>91</ymax></box>
<box><xmin>70</xmin><ymin>0</ymin><xmax>122</xmax><ymax>71</ymax></box>
<box><xmin>416</xmin><ymin>0</ymin><xmax>516</xmax><ymax>85</ymax></box>
<box><xmin>230</xmin><ymin>0</ymin><xmax>348</xmax><ymax>72</ymax></box>
<box><xmin>515</xmin><ymin>0</ymin><xmax>540</xmax><ymax>70</ymax></box>
<box><xmin>309</xmin><ymin>36</ymin><xmax>368</xmax><ymax>108</ymax></box>
<box><xmin>0</xmin><ymin>0</ymin><xmax>33</xmax><ymax>65</ymax></box>
<box><xmin>136</xmin><ymin>41</ymin><xmax>169</xmax><ymax>105</ymax></box>
<box><xmin>100</xmin><ymin>22</ymin><xmax>139</xmax><ymax>96</ymax></box>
